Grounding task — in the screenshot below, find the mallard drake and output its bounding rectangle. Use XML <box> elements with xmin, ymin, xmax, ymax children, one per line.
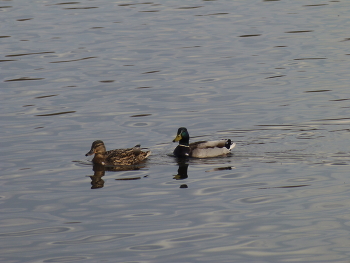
<box><xmin>172</xmin><ymin>127</ymin><xmax>235</xmax><ymax>158</ymax></box>
<box><xmin>85</xmin><ymin>140</ymin><xmax>151</xmax><ymax>166</ymax></box>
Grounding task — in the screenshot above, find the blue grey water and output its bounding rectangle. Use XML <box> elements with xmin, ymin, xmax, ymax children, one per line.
<box><xmin>1</xmin><ymin>0</ymin><xmax>350</xmax><ymax>262</ymax></box>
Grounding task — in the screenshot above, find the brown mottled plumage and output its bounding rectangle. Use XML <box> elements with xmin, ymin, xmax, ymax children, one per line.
<box><xmin>86</xmin><ymin>140</ymin><xmax>151</xmax><ymax>166</ymax></box>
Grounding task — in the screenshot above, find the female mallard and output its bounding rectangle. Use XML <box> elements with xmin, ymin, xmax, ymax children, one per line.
<box><xmin>172</xmin><ymin>127</ymin><xmax>235</xmax><ymax>158</ymax></box>
<box><xmin>85</xmin><ymin>140</ymin><xmax>151</xmax><ymax>165</ymax></box>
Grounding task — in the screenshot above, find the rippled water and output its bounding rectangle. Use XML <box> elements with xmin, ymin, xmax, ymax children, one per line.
<box><xmin>2</xmin><ymin>0</ymin><xmax>350</xmax><ymax>262</ymax></box>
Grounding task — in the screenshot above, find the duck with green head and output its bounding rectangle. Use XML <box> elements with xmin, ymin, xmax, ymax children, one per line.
<box><xmin>86</xmin><ymin>140</ymin><xmax>151</xmax><ymax>166</ymax></box>
<box><xmin>172</xmin><ymin>127</ymin><xmax>235</xmax><ymax>158</ymax></box>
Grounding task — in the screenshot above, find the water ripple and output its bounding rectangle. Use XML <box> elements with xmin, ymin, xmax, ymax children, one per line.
<box><xmin>52</xmin><ymin>233</ymin><xmax>135</xmax><ymax>245</ymax></box>
<box><xmin>43</xmin><ymin>256</ymin><xmax>88</xmax><ymax>263</ymax></box>
<box><xmin>36</xmin><ymin>111</ymin><xmax>76</xmax><ymax>117</ymax></box>
<box><xmin>50</xmin><ymin>56</ymin><xmax>96</xmax><ymax>63</ymax></box>
<box><xmin>5</xmin><ymin>77</ymin><xmax>44</xmax><ymax>82</ymax></box>
<box><xmin>0</xmin><ymin>227</ymin><xmax>72</xmax><ymax>237</ymax></box>
<box><xmin>5</xmin><ymin>52</ymin><xmax>54</xmax><ymax>57</ymax></box>
<box><xmin>170</xmin><ymin>233</ymin><xmax>227</xmax><ymax>242</ymax></box>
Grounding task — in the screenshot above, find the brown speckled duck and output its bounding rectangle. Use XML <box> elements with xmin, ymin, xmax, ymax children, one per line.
<box><xmin>86</xmin><ymin>140</ymin><xmax>151</xmax><ymax>166</ymax></box>
<box><xmin>172</xmin><ymin>127</ymin><xmax>235</xmax><ymax>158</ymax></box>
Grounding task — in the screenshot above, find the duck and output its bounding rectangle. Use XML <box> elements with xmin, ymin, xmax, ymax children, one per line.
<box><xmin>172</xmin><ymin>127</ymin><xmax>235</xmax><ymax>158</ymax></box>
<box><xmin>85</xmin><ymin>140</ymin><xmax>151</xmax><ymax>166</ymax></box>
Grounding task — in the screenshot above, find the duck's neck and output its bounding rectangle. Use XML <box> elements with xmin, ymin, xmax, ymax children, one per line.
<box><xmin>179</xmin><ymin>137</ymin><xmax>189</xmax><ymax>146</ymax></box>
<box><xmin>92</xmin><ymin>153</ymin><xmax>106</xmax><ymax>165</ymax></box>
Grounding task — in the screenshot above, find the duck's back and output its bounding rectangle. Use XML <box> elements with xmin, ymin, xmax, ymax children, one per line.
<box><xmin>106</xmin><ymin>148</ymin><xmax>150</xmax><ymax>165</ymax></box>
<box><xmin>190</xmin><ymin>139</ymin><xmax>236</xmax><ymax>158</ymax></box>
<box><xmin>191</xmin><ymin>147</ymin><xmax>229</xmax><ymax>158</ymax></box>
<box><xmin>192</xmin><ymin>140</ymin><xmax>227</xmax><ymax>149</ymax></box>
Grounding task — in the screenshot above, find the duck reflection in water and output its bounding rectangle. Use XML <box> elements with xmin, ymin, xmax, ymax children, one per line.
<box><xmin>89</xmin><ymin>163</ymin><xmax>144</xmax><ymax>189</ymax></box>
<box><xmin>173</xmin><ymin>160</ymin><xmax>189</xmax><ymax>180</ymax></box>
<box><xmin>90</xmin><ymin>164</ymin><xmax>105</xmax><ymax>189</ymax></box>
<box><xmin>172</xmin><ymin>161</ymin><xmax>236</xmax><ymax>188</ymax></box>
<box><xmin>173</xmin><ymin>160</ymin><xmax>189</xmax><ymax>188</ymax></box>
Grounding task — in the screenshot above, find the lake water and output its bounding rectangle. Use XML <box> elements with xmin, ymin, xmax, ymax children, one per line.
<box><xmin>1</xmin><ymin>0</ymin><xmax>350</xmax><ymax>262</ymax></box>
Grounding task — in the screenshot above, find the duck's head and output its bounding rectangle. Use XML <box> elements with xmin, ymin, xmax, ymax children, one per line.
<box><xmin>173</xmin><ymin>127</ymin><xmax>190</xmax><ymax>145</ymax></box>
<box><xmin>132</xmin><ymin>144</ymin><xmax>141</xmax><ymax>155</ymax></box>
<box><xmin>85</xmin><ymin>140</ymin><xmax>107</xmax><ymax>156</ymax></box>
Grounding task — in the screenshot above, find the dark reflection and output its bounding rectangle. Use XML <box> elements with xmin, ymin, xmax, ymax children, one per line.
<box><xmin>304</xmin><ymin>89</ymin><xmax>330</xmax><ymax>93</ymax></box>
<box><xmin>285</xmin><ymin>30</ymin><xmax>313</xmax><ymax>33</ymax></box>
<box><xmin>50</xmin><ymin>56</ymin><xmax>96</xmax><ymax>63</ymax></box>
<box><xmin>205</xmin><ymin>166</ymin><xmax>233</xmax><ymax>172</ymax></box>
<box><xmin>115</xmin><ymin>177</ymin><xmax>141</xmax><ymax>181</ymax></box>
<box><xmin>90</xmin><ymin>164</ymin><xmax>105</xmax><ymax>189</ymax></box>
<box><xmin>5</xmin><ymin>77</ymin><xmax>44</xmax><ymax>82</ymax></box>
<box><xmin>195</xmin><ymin>13</ymin><xmax>229</xmax><ymax>16</ymax></box>
<box><xmin>173</xmin><ymin>159</ymin><xmax>189</xmax><ymax>180</ymax></box>
<box><xmin>265</xmin><ymin>75</ymin><xmax>285</xmax><ymax>79</ymax></box>
<box><xmin>35</xmin><ymin>94</ymin><xmax>58</xmax><ymax>99</ymax></box>
<box><xmin>53</xmin><ymin>2</ymin><xmax>80</xmax><ymax>5</ymax></box>
<box><xmin>239</xmin><ymin>34</ymin><xmax>261</xmax><ymax>37</ymax></box>
<box><xmin>89</xmin><ymin>164</ymin><xmax>144</xmax><ymax>189</ymax></box>
<box><xmin>173</xmin><ymin>159</ymin><xmax>189</xmax><ymax>188</ymax></box>
<box><xmin>303</xmin><ymin>4</ymin><xmax>328</xmax><ymax>6</ymax></box>
<box><xmin>63</xmin><ymin>7</ymin><xmax>98</xmax><ymax>10</ymax></box>
<box><xmin>177</xmin><ymin>6</ymin><xmax>202</xmax><ymax>9</ymax></box>
<box><xmin>258</xmin><ymin>184</ymin><xmax>309</xmax><ymax>189</ymax></box>
<box><xmin>36</xmin><ymin>111</ymin><xmax>76</xmax><ymax>116</ymax></box>
<box><xmin>172</xmin><ymin>157</ymin><xmax>236</xmax><ymax>188</ymax></box>
<box><xmin>5</xmin><ymin>51</ymin><xmax>55</xmax><ymax>57</ymax></box>
<box><xmin>294</xmin><ymin>58</ymin><xmax>326</xmax><ymax>60</ymax></box>
<box><xmin>17</xmin><ymin>18</ymin><xmax>32</xmax><ymax>21</ymax></box>
<box><xmin>0</xmin><ymin>59</ymin><xmax>16</xmax><ymax>62</ymax></box>
<box><xmin>130</xmin><ymin>114</ymin><xmax>152</xmax><ymax>117</ymax></box>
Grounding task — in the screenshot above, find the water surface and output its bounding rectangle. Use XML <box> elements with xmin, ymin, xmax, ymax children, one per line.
<box><xmin>1</xmin><ymin>0</ymin><xmax>350</xmax><ymax>262</ymax></box>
